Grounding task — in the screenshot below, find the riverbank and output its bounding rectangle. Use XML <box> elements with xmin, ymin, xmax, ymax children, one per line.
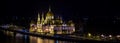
<box><xmin>0</xmin><ymin>28</ymin><xmax>119</xmax><ymax>43</ymax></box>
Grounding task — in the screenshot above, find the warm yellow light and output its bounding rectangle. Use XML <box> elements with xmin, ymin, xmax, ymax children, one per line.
<box><xmin>37</xmin><ymin>29</ymin><xmax>43</xmax><ymax>33</ymax></box>
<box><xmin>29</xmin><ymin>6</ymin><xmax>76</xmax><ymax>35</ymax></box>
<box><xmin>73</xmin><ymin>28</ymin><xmax>75</xmax><ymax>32</ymax></box>
<box><xmin>71</xmin><ymin>24</ymin><xmax>74</xmax><ymax>26</ymax></box>
<box><xmin>88</xmin><ymin>33</ymin><xmax>91</xmax><ymax>37</ymax></box>
<box><xmin>37</xmin><ymin>38</ymin><xmax>43</xmax><ymax>43</ymax></box>
<box><xmin>57</xmin><ymin>31</ymin><xmax>62</xmax><ymax>34</ymax></box>
<box><xmin>50</xmin><ymin>26</ymin><xmax>54</xmax><ymax>29</ymax></box>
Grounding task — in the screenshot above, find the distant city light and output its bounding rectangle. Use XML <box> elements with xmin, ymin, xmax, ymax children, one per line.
<box><xmin>101</xmin><ymin>34</ymin><xmax>104</xmax><ymax>37</ymax></box>
<box><xmin>88</xmin><ymin>33</ymin><xmax>91</xmax><ymax>37</ymax></box>
<box><xmin>116</xmin><ymin>35</ymin><xmax>120</xmax><ymax>38</ymax></box>
<box><xmin>109</xmin><ymin>35</ymin><xmax>112</xmax><ymax>37</ymax></box>
<box><xmin>62</xmin><ymin>24</ymin><xmax>67</xmax><ymax>26</ymax></box>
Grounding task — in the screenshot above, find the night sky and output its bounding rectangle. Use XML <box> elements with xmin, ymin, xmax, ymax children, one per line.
<box><xmin>3</xmin><ymin>0</ymin><xmax>120</xmax><ymax>34</ymax></box>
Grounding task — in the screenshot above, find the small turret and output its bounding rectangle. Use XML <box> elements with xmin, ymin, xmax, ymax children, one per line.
<box><xmin>37</xmin><ymin>13</ymin><xmax>41</xmax><ymax>25</ymax></box>
<box><xmin>41</xmin><ymin>12</ymin><xmax>44</xmax><ymax>25</ymax></box>
<box><xmin>68</xmin><ymin>20</ymin><xmax>74</xmax><ymax>26</ymax></box>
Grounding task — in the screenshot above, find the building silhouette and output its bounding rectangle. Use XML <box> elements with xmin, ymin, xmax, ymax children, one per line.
<box><xmin>30</xmin><ymin>7</ymin><xmax>75</xmax><ymax>34</ymax></box>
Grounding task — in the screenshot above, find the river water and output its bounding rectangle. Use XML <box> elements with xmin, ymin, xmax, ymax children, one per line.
<box><xmin>0</xmin><ymin>32</ymin><xmax>78</xmax><ymax>43</ymax></box>
<box><xmin>0</xmin><ymin>29</ymin><xmax>117</xmax><ymax>43</ymax></box>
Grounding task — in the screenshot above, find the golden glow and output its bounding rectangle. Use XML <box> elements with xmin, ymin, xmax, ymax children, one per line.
<box><xmin>70</xmin><ymin>24</ymin><xmax>74</xmax><ymax>26</ymax></box>
<box><xmin>49</xmin><ymin>25</ymin><xmax>54</xmax><ymax>34</ymax></box>
<box><xmin>46</xmin><ymin>8</ymin><xmax>54</xmax><ymax>19</ymax></box>
<box><xmin>29</xmin><ymin>6</ymin><xmax>75</xmax><ymax>34</ymax></box>
<box><xmin>57</xmin><ymin>31</ymin><xmax>62</xmax><ymax>34</ymax></box>
<box><xmin>30</xmin><ymin>36</ymin><xmax>37</xmax><ymax>43</ymax></box>
<box><xmin>41</xmin><ymin>13</ymin><xmax>44</xmax><ymax>24</ymax></box>
<box><xmin>48</xmin><ymin>39</ymin><xmax>54</xmax><ymax>43</ymax></box>
<box><xmin>88</xmin><ymin>33</ymin><xmax>91</xmax><ymax>37</ymax></box>
<box><xmin>73</xmin><ymin>28</ymin><xmax>75</xmax><ymax>32</ymax></box>
<box><xmin>37</xmin><ymin>38</ymin><xmax>43</xmax><ymax>43</ymax></box>
<box><xmin>30</xmin><ymin>36</ymin><xmax>55</xmax><ymax>43</ymax></box>
<box><xmin>37</xmin><ymin>29</ymin><xmax>43</xmax><ymax>32</ymax></box>
<box><xmin>37</xmin><ymin>13</ymin><xmax>41</xmax><ymax>24</ymax></box>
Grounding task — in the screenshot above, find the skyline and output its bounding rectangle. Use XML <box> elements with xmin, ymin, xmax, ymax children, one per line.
<box><xmin>0</xmin><ymin>0</ymin><xmax>120</xmax><ymax>43</ymax></box>
<box><xmin>2</xmin><ymin>0</ymin><xmax>120</xmax><ymax>34</ymax></box>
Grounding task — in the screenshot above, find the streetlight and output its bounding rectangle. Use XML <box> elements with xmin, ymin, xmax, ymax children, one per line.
<box><xmin>101</xmin><ymin>34</ymin><xmax>104</xmax><ymax>37</ymax></box>
<box><xmin>88</xmin><ymin>33</ymin><xmax>91</xmax><ymax>37</ymax></box>
<box><xmin>109</xmin><ymin>35</ymin><xmax>112</xmax><ymax>38</ymax></box>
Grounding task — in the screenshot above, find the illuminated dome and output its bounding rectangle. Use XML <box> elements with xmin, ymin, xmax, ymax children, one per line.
<box><xmin>46</xmin><ymin>8</ymin><xmax>54</xmax><ymax>17</ymax></box>
<box><xmin>46</xmin><ymin>11</ymin><xmax>54</xmax><ymax>16</ymax></box>
<box><xmin>30</xmin><ymin>6</ymin><xmax>75</xmax><ymax>34</ymax></box>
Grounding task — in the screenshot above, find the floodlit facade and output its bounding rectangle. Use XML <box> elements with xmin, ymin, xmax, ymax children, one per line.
<box><xmin>30</xmin><ymin>7</ymin><xmax>75</xmax><ymax>34</ymax></box>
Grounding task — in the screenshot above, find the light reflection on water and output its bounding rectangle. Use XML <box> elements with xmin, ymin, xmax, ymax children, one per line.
<box><xmin>7</xmin><ymin>33</ymin><xmax>77</xmax><ymax>43</ymax></box>
<box><xmin>29</xmin><ymin>36</ymin><xmax>76</xmax><ymax>43</ymax></box>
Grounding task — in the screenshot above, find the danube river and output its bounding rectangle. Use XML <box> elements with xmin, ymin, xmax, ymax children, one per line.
<box><xmin>0</xmin><ymin>27</ymin><xmax>119</xmax><ymax>43</ymax></box>
<box><xmin>0</xmin><ymin>31</ymin><xmax>78</xmax><ymax>43</ymax></box>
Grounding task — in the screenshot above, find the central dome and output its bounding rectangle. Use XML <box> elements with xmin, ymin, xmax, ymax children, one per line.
<box><xmin>46</xmin><ymin>10</ymin><xmax>54</xmax><ymax>16</ymax></box>
<box><xmin>46</xmin><ymin>7</ymin><xmax>54</xmax><ymax>17</ymax></box>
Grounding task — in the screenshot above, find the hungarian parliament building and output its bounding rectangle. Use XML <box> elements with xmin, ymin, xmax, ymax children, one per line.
<box><xmin>29</xmin><ymin>7</ymin><xmax>75</xmax><ymax>34</ymax></box>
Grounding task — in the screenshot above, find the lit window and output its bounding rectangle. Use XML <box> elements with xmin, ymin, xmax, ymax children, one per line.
<box><xmin>109</xmin><ymin>35</ymin><xmax>112</xmax><ymax>37</ymax></box>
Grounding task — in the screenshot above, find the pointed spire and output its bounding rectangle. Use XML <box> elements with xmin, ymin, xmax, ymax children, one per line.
<box><xmin>49</xmin><ymin>5</ymin><xmax>51</xmax><ymax>11</ymax></box>
<box><xmin>41</xmin><ymin>12</ymin><xmax>44</xmax><ymax>24</ymax></box>
<box><xmin>42</xmin><ymin>12</ymin><xmax>44</xmax><ymax>17</ymax></box>
<box><xmin>38</xmin><ymin>13</ymin><xmax>40</xmax><ymax>21</ymax></box>
<box><xmin>37</xmin><ymin>13</ymin><xmax>41</xmax><ymax>24</ymax></box>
